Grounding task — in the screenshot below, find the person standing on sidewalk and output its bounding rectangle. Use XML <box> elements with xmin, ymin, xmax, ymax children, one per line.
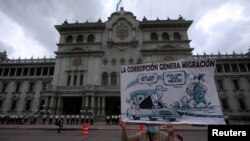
<box><xmin>49</xmin><ymin>114</ymin><xmax>53</xmax><ymax>125</ymax></box>
<box><xmin>42</xmin><ymin>114</ymin><xmax>47</xmax><ymax>124</ymax></box>
<box><xmin>85</xmin><ymin>114</ymin><xmax>89</xmax><ymax>124</ymax></box>
<box><xmin>119</xmin><ymin>118</ymin><xmax>183</xmax><ymax>141</ymax></box>
<box><xmin>56</xmin><ymin>118</ymin><xmax>63</xmax><ymax>133</ymax></box>
<box><xmin>111</xmin><ymin>114</ymin><xmax>115</xmax><ymax>125</ymax></box>
<box><xmin>1</xmin><ymin>113</ymin><xmax>5</xmax><ymax>124</ymax></box>
<box><xmin>90</xmin><ymin>114</ymin><xmax>94</xmax><ymax>125</ymax></box>
<box><xmin>81</xmin><ymin>114</ymin><xmax>85</xmax><ymax>124</ymax></box>
<box><xmin>66</xmin><ymin>114</ymin><xmax>70</xmax><ymax>125</ymax></box>
<box><xmin>76</xmin><ymin>114</ymin><xmax>79</xmax><ymax>125</ymax></box>
<box><xmin>33</xmin><ymin>114</ymin><xmax>37</xmax><ymax>124</ymax></box>
<box><xmin>106</xmin><ymin>115</ymin><xmax>110</xmax><ymax>125</ymax></box>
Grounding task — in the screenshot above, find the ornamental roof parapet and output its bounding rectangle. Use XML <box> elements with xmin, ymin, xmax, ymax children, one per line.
<box><xmin>193</xmin><ymin>52</ymin><xmax>250</xmax><ymax>60</ymax></box>
<box><xmin>0</xmin><ymin>57</ymin><xmax>55</xmax><ymax>64</ymax></box>
<box><xmin>55</xmin><ymin>19</ymin><xmax>105</xmax><ymax>32</ymax></box>
<box><xmin>139</xmin><ymin>19</ymin><xmax>193</xmax><ymax>29</ymax></box>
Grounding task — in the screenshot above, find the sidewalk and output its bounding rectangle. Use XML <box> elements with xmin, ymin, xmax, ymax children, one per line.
<box><xmin>0</xmin><ymin>124</ymin><xmax>207</xmax><ymax>131</ymax></box>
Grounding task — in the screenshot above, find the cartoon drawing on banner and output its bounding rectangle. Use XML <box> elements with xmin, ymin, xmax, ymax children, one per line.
<box><xmin>126</xmin><ymin>85</ymin><xmax>178</xmax><ymax>121</ymax></box>
<box><xmin>125</xmin><ymin>72</ymin><xmax>220</xmax><ymax>122</ymax></box>
<box><xmin>121</xmin><ymin>59</ymin><xmax>225</xmax><ymax>124</ymax></box>
<box><xmin>186</xmin><ymin>73</ymin><xmax>211</xmax><ymax>108</ymax></box>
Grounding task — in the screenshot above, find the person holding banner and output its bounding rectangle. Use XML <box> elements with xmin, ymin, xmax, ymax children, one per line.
<box><xmin>119</xmin><ymin>118</ymin><xmax>182</xmax><ymax>141</ymax></box>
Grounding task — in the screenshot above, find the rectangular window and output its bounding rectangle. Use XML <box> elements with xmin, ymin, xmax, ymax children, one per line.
<box><xmin>223</xmin><ymin>64</ymin><xmax>231</xmax><ymax>72</ymax></box>
<box><xmin>239</xmin><ymin>64</ymin><xmax>247</xmax><ymax>72</ymax></box>
<box><xmin>49</xmin><ymin>67</ymin><xmax>54</xmax><ymax>75</ymax></box>
<box><xmin>238</xmin><ymin>98</ymin><xmax>246</xmax><ymax>110</ymax></box>
<box><xmin>102</xmin><ymin>73</ymin><xmax>108</xmax><ymax>85</ymax></box>
<box><xmin>2</xmin><ymin>83</ymin><xmax>7</xmax><ymax>93</ymax></box>
<box><xmin>9</xmin><ymin>68</ymin><xmax>16</xmax><ymax>76</ymax></box>
<box><xmin>231</xmin><ymin>64</ymin><xmax>239</xmax><ymax>72</ymax></box>
<box><xmin>16</xmin><ymin>83</ymin><xmax>21</xmax><ymax>93</ymax></box>
<box><xmin>216</xmin><ymin>80</ymin><xmax>224</xmax><ymax>90</ymax></box>
<box><xmin>67</xmin><ymin>75</ymin><xmax>71</xmax><ymax>86</ymax></box>
<box><xmin>221</xmin><ymin>98</ymin><xmax>229</xmax><ymax>110</ymax></box>
<box><xmin>39</xmin><ymin>100</ymin><xmax>45</xmax><ymax>110</ymax></box>
<box><xmin>3</xmin><ymin>68</ymin><xmax>9</xmax><ymax>76</ymax></box>
<box><xmin>29</xmin><ymin>82</ymin><xmax>34</xmax><ymax>92</ymax></box>
<box><xmin>0</xmin><ymin>100</ymin><xmax>3</xmax><ymax>109</ymax></box>
<box><xmin>42</xmin><ymin>67</ymin><xmax>48</xmax><ymax>76</ymax></box>
<box><xmin>73</xmin><ymin>75</ymin><xmax>77</xmax><ymax>85</ymax></box>
<box><xmin>42</xmin><ymin>82</ymin><xmax>47</xmax><ymax>90</ymax></box>
<box><xmin>111</xmin><ymin>72</ymin><xmax>117</xmax><ymax>85</ymax></box>
<box><xmin>80</xmin><ymin>75</ymin><xmax>84</xmax><ymax>85</ymax></box>
<box><xmin>23</xmin><ymin>68</ymin><xmax>29</xmax><ymax>76</ymax></box>
<box><xmin>0</xmin><ymin>68</ymin><xmax>2</xmax><ymax>76</ymax></box>
<box><xmin>36</xmin><ymin>67</ymin><xmax>42</xmax><ymax>76</ymax></box>
<box><xmin>247</xmin><ymin>64</ymin><xmax>250</xmax><ymax>72</ymax></box>
<box><xmin>216</xmin><ymin>64</ymin><xmax>223</xmax><ymax>73</ymax></box>
<box><xmin>16</xmin><ymin>68</ymin><xmax>22</xmax><ymax>76</ymax></box>
<box><xmin>29</xmin><ymin>68</ymin><xmax>35</xmax><ymax>76</ymax></box>
<box><xmin>233</xmin><ymin>79</ymin><xmax>240</xmax><ymax>90</ymax></box>
<box><xmin>25</xmin><ymin>100</ymin><xmax>32</xmax><ymax>110</ymax></box>
<box><xmin>11</xmin><ymin>100</ymin><xmax>17</xmax><ymax>110</ymax></box>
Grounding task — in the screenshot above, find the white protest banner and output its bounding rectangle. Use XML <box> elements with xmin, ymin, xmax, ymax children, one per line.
<box><xmin>120</xmin><ymin>58</ymin><xmax>225</xmax><ymax>125</ymax></box>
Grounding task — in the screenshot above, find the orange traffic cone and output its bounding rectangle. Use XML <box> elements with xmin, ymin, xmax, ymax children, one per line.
<box><xmin>138</xmin><ymin>124</ymin><xmax>145</xmax><ymax>132</ymax></box>
<box><xmin>82</xmin><ymin>123</ymin><xmax>89</xmax><ymax>136</ymax></box>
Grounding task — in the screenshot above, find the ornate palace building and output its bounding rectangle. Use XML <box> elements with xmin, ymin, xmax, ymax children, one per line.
<box><xmin>0</xmin><ymin>8</ymin><xmax>250</xmax><ymax>123</ymax></box>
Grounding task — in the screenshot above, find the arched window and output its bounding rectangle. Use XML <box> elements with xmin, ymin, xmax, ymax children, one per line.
<box><xmin>111</xmin><ymin>72</ymin><xmax>117</xmax><ymax>85</ymax></box>
<box><xmin>150</xmin><ymin>32</ymin><xmax>158</xmax><ymax>41</ymax></box>
<box><xmin>112</xmin><ymin>58</ymin><xmax>116</xmax><ymax>66</ymax></box>
<box><xmin>102</xmin><ymin>72</ymin><xmax>108</xmax><ymax>85</ymax></box>
<box><xmin>66</xmin><ymin>35</ymin><xmax>73</xmax><ymax>43</ymax></box>
<box><xmin>129</xmin><ymin>58</ymin><xmax>134</xmax><ymax>64</ymax></box>
<box><xmin>87</xmin><ymin>34</ymin><xmax>95</xmax><ymax>42</ymax></box>
<box><xmin>120</xmin><ymin>58</ymin><xmax>125</xmax><ymax>65</ymax></box>
<box><xmin>174</xmin><ymin>32</ymin><xmax>181</xmax><ymax>40</ymax></box>
<box><xmin>238</xmin><ymin>98</ymin><xmax>246</xmax><ymax>110</ymax></box>
<box><xmin>137</xmin><ymin>58</ymin><xmax>143</xmax><ymax>64</ymax></box>
<box><xmin>162</xmin><ymin>32</ymin><xmax>169</xmax><ymax>40</ymax></box>
<box><xmin>103</xmin><ymin>59</ymin><xmax>108</xmax><ymax>65</ymax></box>
<box><xmin>221</xmin><ymin>98</ymin><xmax>229</xmax><ymax>110</ymax></box>
<box><xmin>77</xmin><ymin>35</ymin><xmax>83</xmax><ymax>43</ymax></box>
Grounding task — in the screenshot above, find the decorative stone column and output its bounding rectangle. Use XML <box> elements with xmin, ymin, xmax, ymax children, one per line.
<box><xmin>101</xmin><ymin>96</ymin><xmax>105</xmax><ymax>115</ymax></box>
<box><xmin>49</xmin><ymin>96</ymin><xmax>54</xmax><ymax>114</ymax></box>
<box><xmin>44</xmin><ymin>96</ymin><xmax>49</xmax><ymax>110</ymax></box>
<box><xmin>97</xmin><ymin>97</ymin><xmax>101</xmax><ymax>115</ymax></box>
<box><xmin>56</xmin><ymin>97</ymin><xmax>61</xmax><ymax>115</ymax></box>
<box><xmin>91</xmin><ymin>96</ymin><xmax>95</xmax><ymax>114</ymax></box>
<box><xmin>81</xmin><ymin>96</ymin><xmax>85</xmax><ymax>110</ymax></box>
<box><xmin>85</xmin><ymin>96</ymin><xmax>89</xmax><ymax>110</ymax></box>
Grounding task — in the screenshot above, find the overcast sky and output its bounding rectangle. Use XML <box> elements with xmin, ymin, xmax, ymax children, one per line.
<box><xmin>0</xmin><ymin>0</ymin><xmax>249</xmax><ymax>59</ymax></box>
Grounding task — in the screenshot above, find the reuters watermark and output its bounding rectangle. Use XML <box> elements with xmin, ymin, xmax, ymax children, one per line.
<box><xmin>208</xmin><ymin>125</ymin><xmax>249</xmax><ymax>140</ymax></box>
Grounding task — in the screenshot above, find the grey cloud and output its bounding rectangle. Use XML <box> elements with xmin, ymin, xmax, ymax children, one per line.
<box><xmin>0</xmin><ymin>40</ymin><xmax>15</xmax><ymax>56</ymax></box>
<box><xmin>0</xmin><ymin>0</ymin><xmax>249</xmax><ymax>58</ymax></box>
<box><xmin>0</xmin><ymin>0</ymin><xmax>107</xmax><ymax>58</ymax></box>
<box><xmin>131</xmin><ymin>0</ymin><xmax>250</xmax><ymax>54</ymax></box>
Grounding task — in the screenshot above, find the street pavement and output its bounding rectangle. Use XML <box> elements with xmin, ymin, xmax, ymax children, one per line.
<box><xmin>0</xmin><ymin>124</ymin><xmax>208</xmax><ymax>141</ymax></box>
<box><xmin>0</xmin><ymin>123</ymin><xmax>207</xmax><ymax>130</ymax></box>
